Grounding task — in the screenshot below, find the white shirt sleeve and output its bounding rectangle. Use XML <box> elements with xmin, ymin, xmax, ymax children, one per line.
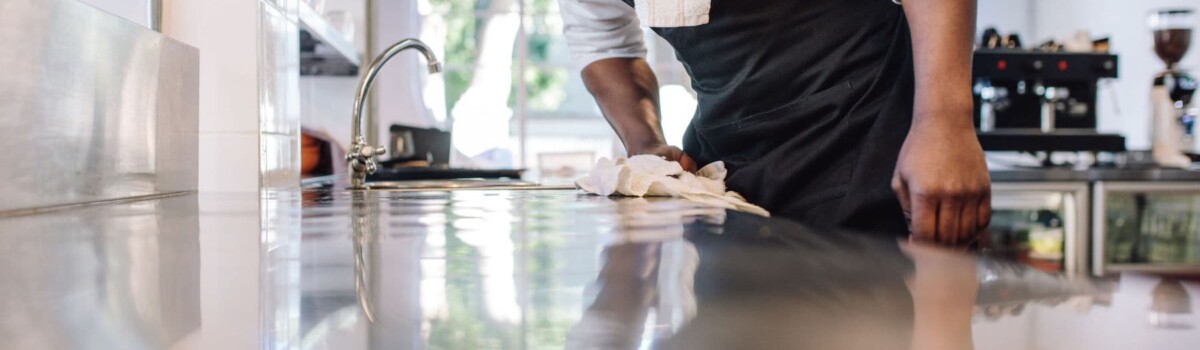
<box><xmin>559</xmin><ymin>0</ymin><xmax>647</xmax><ymax>68</ymax></box>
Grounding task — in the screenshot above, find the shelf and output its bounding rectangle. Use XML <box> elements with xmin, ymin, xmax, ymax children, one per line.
<box><xmin>298</xmin><ymin>2</ymin><xmax>360</xmax><ymax>76</ymax></box>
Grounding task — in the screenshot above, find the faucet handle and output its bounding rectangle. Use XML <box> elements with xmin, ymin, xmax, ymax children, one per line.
<box><xmin>347</xmin><ymin>142</ymin><xmax>386</xmax><ymax>189</ymax></box>
<box><xmin>355</xmin><ymin>145</ymin><xmax>387</xmax><ymax>158</ymax></box>
<box><xmin>347</xmin><ymin>142</ymin><xmax>386</xmax><ymax>174</ymax></box>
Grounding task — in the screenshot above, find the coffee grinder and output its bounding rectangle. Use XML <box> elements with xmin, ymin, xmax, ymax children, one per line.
<box><xmin>1149</xmin><ymin>9</ymin><xmax>1198</xmax><ymax>167</ymax></box>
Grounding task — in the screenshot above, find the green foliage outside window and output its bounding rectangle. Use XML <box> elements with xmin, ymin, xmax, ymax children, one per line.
<box><xmin>429</xmin><ymin>0</ymin><xmax>567</xmax><ymax>118</ymax></box>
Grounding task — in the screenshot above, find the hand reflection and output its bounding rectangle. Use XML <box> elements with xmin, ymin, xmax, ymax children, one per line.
<box><xmin>567</xmin><ymin>209</ymin><xmax>988</xmax><ymax>350</ymax></box>
<box><xmin>902</xmin><ymin>242</ymin><xmax>980</xmax><ymax>350</ymax></box>
<box><xmin>566</xmin><ymin>243</ymin><xmax>663</xmax><ymax>349</ymax></box>
<box><xmin>593</xmin><ymin>243</ymin><xmax>661</xmax><ymax>314</ymax></box>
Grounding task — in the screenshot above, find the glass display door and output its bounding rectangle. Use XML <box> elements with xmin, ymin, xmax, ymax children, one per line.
<box><xmin>988</xmin><ymin>182</ymin><xmax>1089</xmax><ymax>275</ymax></box>
<box><xmin>1094</xmin><ymin>182</ymin><xmax>1200</xmax><ymax>275</ymax></box>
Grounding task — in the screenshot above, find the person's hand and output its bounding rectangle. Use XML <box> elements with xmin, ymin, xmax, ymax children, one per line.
<box><xmin>892</xmin><ymin>119</ymin><xmax>991</xmax><ymax>245</ymax></box>
<box><xmin>629</xmin><ymin>143</ymin><xmax>698</xmax><ymax>172</ymax></box>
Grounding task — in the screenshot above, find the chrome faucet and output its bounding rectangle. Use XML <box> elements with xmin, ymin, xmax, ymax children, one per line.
<box><xmin>347</xmin><ymin>39</ymin><xmax>442</xmax><ymax>189</ymax></box>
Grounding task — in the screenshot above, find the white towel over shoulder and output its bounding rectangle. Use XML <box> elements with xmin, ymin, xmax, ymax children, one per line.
<box><xmin>634</xmin><ymin>0</ymin><xmax>710</xmax><ymax>27</ymax></box>
<box><xmin>576</xmin><ymin>155</ymin><xmax>770</xmax><ymax>217</ymax></box>
<box><xmin>632</xmin><ymin>0</ymin><xmax>900</xmax><ymax>28</ymax></box>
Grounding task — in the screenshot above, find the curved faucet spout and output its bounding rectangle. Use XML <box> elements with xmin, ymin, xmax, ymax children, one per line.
<box><xmin>347</xmin><ymin>39</ymin><xmax>441</xmax><ymax>189</ymax></box>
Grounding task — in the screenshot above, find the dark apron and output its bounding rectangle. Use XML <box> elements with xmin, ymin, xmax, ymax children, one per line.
<box><xmin>626</xmin><ymin>0</ymin><xmax>916</xmax><ymax>234</ymax></box>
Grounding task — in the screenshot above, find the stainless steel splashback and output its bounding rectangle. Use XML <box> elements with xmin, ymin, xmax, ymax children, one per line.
<box><xmin>0</xmin><ymin>0</ymin><xmax>199</xmax><ymax>213</ymax></box>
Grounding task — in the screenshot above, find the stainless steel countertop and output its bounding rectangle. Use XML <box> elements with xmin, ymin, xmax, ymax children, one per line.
<box><xmin>991</xmin><ymin>167</ymin><xmax>1200</xmax><ymax>182</ymax></box>
<box><xmin>1</xmin><ymin>189</ymin><xmax>1197</xmax><ymax>349</ymax></box>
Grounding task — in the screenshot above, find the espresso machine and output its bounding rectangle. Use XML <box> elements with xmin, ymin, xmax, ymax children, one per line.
<box><xmin>972</xmin><ymin>30</ymin><xmax>1124</xmax><ymax>156</ymax></box>
<box><xmin>1148</xmin><ymin>9</ymin><xmax>1197</xmax><ymax>168</ymax></box>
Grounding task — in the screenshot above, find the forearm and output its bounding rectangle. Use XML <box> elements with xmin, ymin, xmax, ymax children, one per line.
<box><xmin>581</xmin><ymin>57</ymin><xmax>666</xmax><ymax>153</ymax></box>
<box><xmin>894</xmin><ymin>0</ymin><xmax>991</xmax><ymax>243</ymax></box>
<box><xmin>903</xmin><ymin>0</ymin><xmax>977</xmax><ymax>130</ymax></box>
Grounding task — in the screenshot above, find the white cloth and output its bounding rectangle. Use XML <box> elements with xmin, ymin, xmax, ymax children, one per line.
<box><xmin>576</xmin><ymin>155</ymin><xmax>770</xmax><ymax>217</ymax></box>
<box><xmin>633</xmin><ymin>0</ymin><xmax>710</xmax><ymax>27</ymax></box>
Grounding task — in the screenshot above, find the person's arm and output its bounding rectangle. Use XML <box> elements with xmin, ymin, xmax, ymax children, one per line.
<box><xmin>583</xmin><ymin>59</ymin><xmax>696</xmax><ymax>171</ymax></box>
<box><xmin>559</xmin><ymin>0</ymin><xmax>696</xmax><ymax>171</ymax></box>
<box><xmin>893</xmin><ymin>0</ymin><xmax>992</xmax><ymax>244</ymax></box>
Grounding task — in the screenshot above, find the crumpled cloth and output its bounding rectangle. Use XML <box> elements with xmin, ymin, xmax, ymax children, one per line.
<box><xmin>575</xmin><ymin>155</ymin><xmax>770</xmax><ymax>217</ymax></box>
<box><xmin>633</xmin><ymin>0</ymin><xmax>710</xmax><ymax>28</ymax></box>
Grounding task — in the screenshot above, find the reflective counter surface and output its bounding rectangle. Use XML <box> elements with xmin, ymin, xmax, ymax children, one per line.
<box><xmin>1</xmin><ymin>189</ymin><xmax>1198</xmax><ymax>349</ymax></box>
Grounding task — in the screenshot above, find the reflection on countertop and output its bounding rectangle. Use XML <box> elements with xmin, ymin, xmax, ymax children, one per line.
<box><xmin>0</xmin><ymin>189</ymin><xmax>1198</xmax><ymax>349</ymax></box>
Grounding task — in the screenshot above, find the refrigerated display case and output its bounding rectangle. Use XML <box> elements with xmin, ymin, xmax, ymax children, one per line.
<box><xmin>1093</xmin><ymin>182</ymin><xmax>1200</xmax><ymax>276</ymax></box>
<box><xmin>988</xmin><ymin>182</ymin><xmax>1090</xmax><ymax>275</ymax></box>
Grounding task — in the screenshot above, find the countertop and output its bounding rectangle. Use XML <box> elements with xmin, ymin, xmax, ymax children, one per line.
<box><xmin>990</xmin><ymin>167</ymin><xmax>1200</xmax><ymax>182</ymax></box>
<box><xmin>1</xmin><ymin>188</ymin><xmax>1198</xmax><ymax>349</ymax></box>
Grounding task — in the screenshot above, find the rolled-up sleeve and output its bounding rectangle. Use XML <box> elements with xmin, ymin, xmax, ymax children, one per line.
<box><xmin>559</xmin><ymin>0</ymin><xmax>647</xmax><ymax>68</ymax></box>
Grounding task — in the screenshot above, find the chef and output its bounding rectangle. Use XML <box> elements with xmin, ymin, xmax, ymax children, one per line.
<box><xmin>561</xmin><ymin>0</ymin><xmax>991</xmax><ymax>243</ymax></box>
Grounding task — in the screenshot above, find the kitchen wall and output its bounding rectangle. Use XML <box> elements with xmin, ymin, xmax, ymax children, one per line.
<box><xmin>977</xmin><ymin>0</ymin><xmax>1035</xmax><ymax>41</ymax></box>
<box><xmin>164</xmin><ymin>0</ymin><xmax>302</xmax><ymax>192</ymax></box>
<box><xmin>963</xmin><ymin>0</ymin><xmax>1200</xmax><ymax>150</ymax></box>
<box><xmin>1031</xmin><ymin>0</ymin><xmax>1200</xmax><ymax>150</ymax></box>
<box><xmin>75</xmin><ymin>0</ymin><xmax>302</xmax><ymax>192</ymax></box>
<box><xmin>299</xmin><ymin>0</ymin><xmax>370</xmax><ymax>153</ymax></box>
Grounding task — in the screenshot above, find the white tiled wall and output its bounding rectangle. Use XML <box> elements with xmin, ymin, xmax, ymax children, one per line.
<box><xmin>299</xmin><ymin>76</ymin><xmax>357</xmax><ymax>150</ymax></box>
<box><xmin>261</xmin><ymin>133</ymin><xmax>301</xmax><ymax>189</ymax></box>
<box><xmin>259</xmin><ymin>0</ymin><xmax>303</xmax><ymax>189</ymax></box>
<box><xmin>198</xmin><ymin>134</ymin><xmax>261</xmax><ymax>192</ymax></box>
<box><xmin>165</xmin><ymin>0</ymin><xmax>302</xmax><ymax>192</ymax></box>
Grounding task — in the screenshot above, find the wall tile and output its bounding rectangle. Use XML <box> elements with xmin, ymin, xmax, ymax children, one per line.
<box><xmin>167</xmin><ymin>0</ymin><xmax>260</xmax><ymax>194</ymax></box>
<box><xmin>199</xmin><ymin>133</ymin><xmax>260</xmax><ymax>192</ymax></box>
<box><xmin>171</xmin><ymin>0</ymin><xmax>303</xmax><ymax>193</ymax></box>
<box><xmin>299</xmin><ymin>76</ymin><xmax>357</xmax><ymax>150</ymax></box>
<box><xmin>259</xmin><ymin>3</ymin><xmax>300</xmax><ymax>136</ymax></box>
<box><xmin>259</xmin><ymin>1</ymin><xmax>302</xmax><ymax>190</ymax></box>
<box><xmin>284</xmin><ymin>14</ymin><xmax>302</xmax><ymax>133</ymax></box>
<box><xmin>172</xmin><ymin>0</ymin><xmax>258</xmax><ymax>134</ymax></box>
<box><xmin>261</xmin><ymin>0</ymin><xmax>297</xmax><ymax>23</ymax></box>
<box><xmin>260</xmin><ymin>133</ymin><xmax>300</xmax><ymax>190</ymax></box>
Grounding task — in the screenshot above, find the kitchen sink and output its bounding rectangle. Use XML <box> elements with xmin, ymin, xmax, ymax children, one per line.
<box><xmin>365</xmin><ymin>179</ymin><xmax>550</xmax><ymax>191</ymax></box>
<box><xmin>302</xmin><ymin>176</ymin><xmax>576</xmax><ymax>191</ymax></box>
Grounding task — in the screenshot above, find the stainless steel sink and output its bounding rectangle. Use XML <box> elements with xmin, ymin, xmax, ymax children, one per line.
<box><xmin>362</xmin><ymin>179</ymin><xmax>572</xmax><ymax>191</ymax></box>
<box><xmin>300</xmin><ymin>176</ymin><xmax>575</xmax><ymax>191</ymax></box>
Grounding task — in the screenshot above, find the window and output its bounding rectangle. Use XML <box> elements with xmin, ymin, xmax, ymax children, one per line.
<box><xmin>419</xmin><ymin>0</ymin><xmax>695</xmax><ymax>182</ymax></box>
